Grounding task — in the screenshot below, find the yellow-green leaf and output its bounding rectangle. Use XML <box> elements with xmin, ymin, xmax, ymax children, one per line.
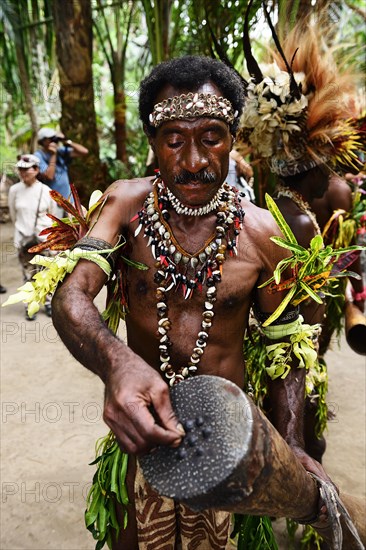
<box><xmin>265</xmin><ymin>193</ymin><xmax>297</xmax><ymax>244</ymax></box>
<box><xmin>89</xmin><ymin>190</ymin><xmax>103</xmax><ymax>210</ymax></box>
<box><xmin>299</xmin><ymin>280</ymin><xmax>323</xmax><ymax>304</ymax></box>
<box><xmin>270</xmin><ymin>236</ymin><xmax>306</xmax><ymax>254</ymax></box>
<box><xmin>310</xmin><ymin>234</ymin><xmax>324</xmax><ymax>252</ymax></box>
<box><xmin>28</xmin><ymin>301</ymin><xmax>40</xmax><ymax>316</ymax></box>
<box><xmin>262</xmin><ymin>285</ymin><xmax>297</xmax><ymax>327</ymax></box>
<box><xmin>2</xmin><ymin>291</ymin><xmax>30</xmax><ymax>307</ymax></box>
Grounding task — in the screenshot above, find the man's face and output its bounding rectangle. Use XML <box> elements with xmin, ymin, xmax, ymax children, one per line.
<box><xmin>149</xmin><ymin>82</ymin><xmax>233</xmax><ymax>207</ymax></box>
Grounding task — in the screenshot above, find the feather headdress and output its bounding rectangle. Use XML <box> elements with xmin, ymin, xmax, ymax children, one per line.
<box><xmin>239</xmin><ymin>5</ymin><xmax>364</xmax><ymax>176</ymax></box>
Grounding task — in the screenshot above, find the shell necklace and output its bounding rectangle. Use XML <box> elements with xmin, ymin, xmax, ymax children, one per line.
<box><xmin>165</xmin><ymin>184</ymin><xmax>226</xmax><ymax>216</ymax></box>
<box><xmin>275</xmin><ymin>185</ymin><xmax>321</xmax><ymax>235</ymax></box>
<box><xmin>132</xmin><ymin>177</ymin><xmax>245</xmax><ymax>385</ymax></box>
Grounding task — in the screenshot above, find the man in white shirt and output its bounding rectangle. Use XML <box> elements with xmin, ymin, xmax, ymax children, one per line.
<box><xmin>8</xmin><ymin>154</ymin><xmax>57</xmax><ymax>320</ymax></box>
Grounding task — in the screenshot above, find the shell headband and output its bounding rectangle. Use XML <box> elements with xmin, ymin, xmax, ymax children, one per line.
<box><xmin>149</xmin><ymin>92</ymin><xmax>238</xmax><ymax>128</ymax></box>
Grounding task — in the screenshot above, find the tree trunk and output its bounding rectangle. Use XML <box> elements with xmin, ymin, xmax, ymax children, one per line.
<box><xmin>114</xmin><ymin>88</ymin><xmax>128</xmax><ymax>164</ymax></box>
<box><xmin>15</xmin><ymin>43</ymin><xmax>38</xmax><ymax>151</ymax></box>
<box><xmin>52</xmin><ymin>0</ymin><xmax>105</xmax><ymax>203</ymax></box>
<box><xmin>161</xmin><ymin>0</ymin><xmax>172</xmax><ymax>60</ymax></box>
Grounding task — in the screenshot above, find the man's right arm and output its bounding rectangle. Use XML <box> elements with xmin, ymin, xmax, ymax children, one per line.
<box><xmin>37</xmin><ymin>144</ymin><xmax>58</xmax><ymax>181</ymax></box>
<box><xmin>52</xmin><ymin>216</ymin><xmax>184</xmax><ymax>455</ymax></box>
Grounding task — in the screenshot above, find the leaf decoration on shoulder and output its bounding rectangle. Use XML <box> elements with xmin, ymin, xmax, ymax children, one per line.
<box><xmin>3</xmin><ymin>184</ymin><xmax>147</xmax><ymax>329</ymax></box>
<box><xmin>28</xmin><ymin>184</ymin><xmax>108</xmax><ymax>253</ymax></box>
<box><xmin>260</xmin><ymin>194</ymin><xmax>364</xmax><ymax>327</ymax></box>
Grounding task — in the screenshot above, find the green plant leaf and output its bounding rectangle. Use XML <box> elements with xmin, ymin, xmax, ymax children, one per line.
<box><xmin>330</xmin><ymin>270</ymin><xmax>361</xmax><ymax>280</ymax></box>
<box><xmin>262</xmin><ymin>286</ymin><xmax>297</xmax><ymax>327</ymax></box>
<box><xmin>299</xmin><ymin>281</ymin><xmax>323</xmax><ymax>303</ymax></box>
<box><xmin>265</xmin><ymin>193</ymin><xmax>297</xmax><ymax>244</ymax></box>
<box><xmin>120</xmin><ymin>255</ymin><xmax>149</xmax><ymax>270</ymax></box>
<box><xmin>310</xmin><ymin>234</ymin><xmax>324</xmax><ymax>251</ymax></box>
<box><xmin>270</xmin><ymin>236</ymin><xmax>307</xmax><ymax>254</ymax></box>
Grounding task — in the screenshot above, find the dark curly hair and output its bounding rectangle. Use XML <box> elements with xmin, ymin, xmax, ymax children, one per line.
<box><xmin>139</xmin><ymin>55</ymin><xmax>245</xmax><ymax>136</ymax></box>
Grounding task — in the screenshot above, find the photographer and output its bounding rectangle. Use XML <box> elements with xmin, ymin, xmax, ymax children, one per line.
<box><xmin>34</xmin><ymin>128</ymin><xmax>88</xmax><ymax>206</ymax></box>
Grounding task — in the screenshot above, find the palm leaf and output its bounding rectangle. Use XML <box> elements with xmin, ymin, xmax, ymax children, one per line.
<box><xmin>322</xmin><ymin>209</ymin><xmax>346</xmax><ymax>238</ymax></box>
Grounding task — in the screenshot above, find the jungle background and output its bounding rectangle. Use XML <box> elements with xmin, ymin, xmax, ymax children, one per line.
<box><xmin>1</xmin><ymin>0</ymin><xmax>365</xmax><ymax>205</ymax></box>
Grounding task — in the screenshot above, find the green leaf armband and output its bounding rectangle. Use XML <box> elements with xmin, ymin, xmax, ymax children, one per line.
<box><xmin>262</xmin><ymin>316</ymin><xmax>321</xmax><ymax>380</ymax></box>
<box><xmin>1</xmin><ymin>245</ymin><xmax>122</xmax><ymax>318</ymax></box>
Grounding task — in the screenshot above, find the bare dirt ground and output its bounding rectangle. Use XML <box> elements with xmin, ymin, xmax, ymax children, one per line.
<box><xmin>1</xmin><ymin>219</ymin><xmax>365</xmax><ymax>550</ymax></box>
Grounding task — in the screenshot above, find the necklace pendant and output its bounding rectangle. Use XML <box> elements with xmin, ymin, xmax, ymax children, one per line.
<box><xmin>184</xmin><ymin>286</ymin><xmax>192</xmax><ymax>300</ymax></box>
<box><xmin>134</xmin><ymin>223</ymin><xmax>143</xmax><ymax>237</ymax></box>
<box><xmin>166</xmin><ymin>280</ymin><xmax>175</xmax><ymax>292</ymax></box>
<box><xmin>159</xmin><ymin>255</ymin><xmax>168</xmax><ymax>267</ymax></box>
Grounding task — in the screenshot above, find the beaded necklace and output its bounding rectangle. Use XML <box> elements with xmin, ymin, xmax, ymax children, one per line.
<box><xmin>276</xmin><ymin>185</ymin><xmax>321</xmax><ymax>235</ymax></box>
<box><xmin>132</xmin><ymin>177</ymin><xmax>245</xmax><ymax>385</ymax></box>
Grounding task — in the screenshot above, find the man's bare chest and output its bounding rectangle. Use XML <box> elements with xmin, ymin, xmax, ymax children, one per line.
<box><xmin>125</xmin><ymin>228</ymin><xmax>261</xmax><ymax>312</ymax></box>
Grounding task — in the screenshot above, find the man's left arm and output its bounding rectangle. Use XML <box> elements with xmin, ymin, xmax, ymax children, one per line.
<box><xmin>266</xmin><ymin>356</ymin><xmax>330</xmax><ymax>481</ymax></box>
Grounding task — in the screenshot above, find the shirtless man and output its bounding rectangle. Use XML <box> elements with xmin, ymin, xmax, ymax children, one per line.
<box><xmin>52</xmin><ymin>56</ymin><xmax>327</xmax><ymax>548</ymax></box>
<box><xmin>272</xmin><ymin>165</ymin><xmax>332</xmax><ymax>464</ymax></box>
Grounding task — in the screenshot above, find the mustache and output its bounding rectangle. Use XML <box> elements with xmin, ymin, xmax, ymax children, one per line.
<box><xmin>174</xmin><ymin>170</ymin><xmax>216</xmax><ymax>185</ymax></box>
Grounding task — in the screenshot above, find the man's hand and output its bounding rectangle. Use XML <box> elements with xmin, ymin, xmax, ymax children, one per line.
<box><xmin>290</xmin><ymin>445</ymin><xmax>333</xmax><ymax>485</ymax></box>
<box><xmin>46</xmin><ymin>142</ymin><xmax>58</xmax><ymax>154</ymax></box>
<box><xmin>290</xmin><ymin>445</ymin><xmax>339</xmax><ymax>524</ymax></box>
<box><xmin>103</xmin><ymin>361</ymin><xmax>185</xmax><ymax>455</ymax></box>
